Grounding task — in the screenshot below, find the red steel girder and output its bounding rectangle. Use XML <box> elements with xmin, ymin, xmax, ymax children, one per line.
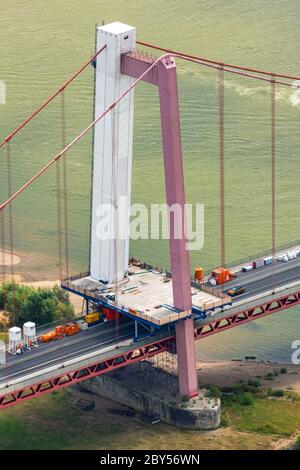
<box><xmin>194</xmin><ymin>291</ymin><xmax>300</xmax><ymax>339</ymax></box>
<box><xmin>0</xmin><ymin>337</ymin><xmax>175</xmax><ymax>409</ymax></box>
<box><xmin>1</xmin><ymin>289</ymin><xmax>300</xmax><ymax>410</ymax></box>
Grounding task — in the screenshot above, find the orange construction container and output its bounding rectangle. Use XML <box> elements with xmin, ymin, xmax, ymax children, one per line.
<box><xmin>40</xmin><ymin>330</ymin><xmax>57</xmax><ymax>343</ymax></box>
<box><xmin>64</xmin><ymin>322</ymin><xmax>79</xmax><ymax>336</ymax></box>
<box><xmin>194</xmin><ymin>267</ymin><xmax>204</xmax><ymax>282</ymax></box>
<box><xmin>211</xmin><ymin>267</ymin><xmax>235</xmax><ymax>285</ymax></box>
<box><xmin>102</xmin><ymin>307</ymin><xmax>120</xmax><ymax>322</ymax></box>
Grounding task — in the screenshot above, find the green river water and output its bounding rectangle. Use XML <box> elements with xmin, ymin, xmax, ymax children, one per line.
<box><xmin>0</xmin><ymin>0</ymin><xmax>300</xmax><ymax>362</ymax></box>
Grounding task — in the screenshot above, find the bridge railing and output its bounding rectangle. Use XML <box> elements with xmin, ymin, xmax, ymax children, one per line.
<box><xmin>204</xmin><ymin>239</ymin><xmax>300</xmax><ymax>275</ymax></box>
<box><xmin>201</xmin><ymin>281</ymin><xmax>300</xmax><ymax>326</ymax></box>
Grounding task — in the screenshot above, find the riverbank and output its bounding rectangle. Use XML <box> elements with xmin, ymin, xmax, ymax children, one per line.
<box><xmin>0</xmin><ymin>251</ymin><xmax>20</xmax><ymax>266</ymax></box>
<box><xmin>197</xmin><ymin>360</ymin><xmax>300</xmax><ymax>393</ymax></box>
<box><xmin>0</xmin><ymin>359</ymin><xmax>299</xmax><ymax>450</ymax></box>
<box><xmin>0</xmin><ymin>250</ymin><xmax>83</xmax><ymax>314</ymax></box>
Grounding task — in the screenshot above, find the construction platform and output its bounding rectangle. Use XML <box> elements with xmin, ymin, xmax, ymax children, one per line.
<box><xmin>62</xmin><ymin>262</ymin><xmax>231</xmax><ymax>327</ymax></box>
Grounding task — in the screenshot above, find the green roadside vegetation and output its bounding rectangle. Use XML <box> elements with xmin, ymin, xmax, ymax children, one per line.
<box><xmin>0</xmin><ymin>380</ymin><xmax>299</xmax><ymax>450</ymax></box>
<box><xmin>0</xmin><ymin>282</ymin><xmax>74</xmax><ymax>330</ymax></box>
<box><xmin>204</xmin><ymin>372</ymin><xmax>300</xmax><ymax>439</ymax></box>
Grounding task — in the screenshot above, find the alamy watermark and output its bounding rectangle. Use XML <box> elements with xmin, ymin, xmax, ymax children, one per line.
<box><xmin>289</xmin><ymin>80</ymin><xmax>300</xmax><ymax>107</ymax></box>
<box><xmin>0</xmin><ymin>80</ymin><xmax>6</xmax><ymax>105</ymax></box>
<box><xmin>291</xmin><ymin>340</ymin><xmax>300</xmax><ymax>365</ymax></box>
<box><xmin>94</xmin><ymin>198</ymin><xmax>204</xmax><ymax>251</ymax></box>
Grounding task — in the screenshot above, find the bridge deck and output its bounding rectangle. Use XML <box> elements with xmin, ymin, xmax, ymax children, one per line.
<box><xmin>65</xmin><ymin>264</ymin><xmax>230</xmax><ymax>325</ymax></box>
<box><xmin>2</xmin><ymin>250</ymin><xmax>300</xmax><ymax>403</ymax></box>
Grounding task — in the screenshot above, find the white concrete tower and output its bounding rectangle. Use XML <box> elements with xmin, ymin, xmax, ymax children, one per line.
<box><xmin>90</xmin><ymin>22</ymin><xmax>136</xmax><ymax>283</ymax></box>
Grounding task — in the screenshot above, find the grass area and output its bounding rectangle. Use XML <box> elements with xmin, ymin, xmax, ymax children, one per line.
<box><xmin>223</xmin><ymin>398</ymin><xmax>300</xmax><ymax>437</ymax></box>
<box><xmin>0</xmin><ymin>392</ymin><xmax>125</xmax><ymax>450</ymax></box>
<box><xmin>0</xmin><ymin>390</ymin><xmax>276</xmax><ymax>451</ymax></box>
<box><xmin>1</xmin><ymin>386</ymin><xmax>300</xmax><ymax>450</ymax></box>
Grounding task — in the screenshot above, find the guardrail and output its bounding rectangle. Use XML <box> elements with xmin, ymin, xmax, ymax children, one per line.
<box><xmin>201</xmin><ymin>280</ymin><xmax>300</xmax><ymax>324</ymax></box>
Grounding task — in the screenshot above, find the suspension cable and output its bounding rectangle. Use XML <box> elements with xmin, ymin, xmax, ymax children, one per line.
<box><xmin>6</xmin><ymin>142</ymin><xmax>14</xmax><ymax>279</ymax></box>
<box><xmin>0</xmin><ymin>49</ymin><xmax>296</xmax><ymax>215</ymax></box>
<box><xmin>271</xmin><ymin>77</ymin><xmax>276</xmax><ymax>291</ymax></box>
<box><xmin>0</xmin><ymin>153</ymin><xmax>5</xmax><ymax>279</ymax></box>
<box><xmin>219</xmin><ymin>66</ymin><xmax>225</xmax><ymax>267</ymax></box>
<box><xmin>55</xmin><ymin>154</ymin><xmax>63</xmax><ymax>280</ymax></box>
<box><xmin>61</xmin><ymin>90</ymin><xmax>70</xmax><ymax>279</ymax></box>
<box><xmin>0</xmin><ymin>45</ymin><xmax>107</xmax><ymax>149</ymax></box>
<box><xmin>137</xmin><ymin>40</ymin><xmax>300</xmax><ymax>82</ymax></box>
<box><xmin>0</xmin><ymin>53</ymin><xmax>171</xmax><ymax>213</ymax></box>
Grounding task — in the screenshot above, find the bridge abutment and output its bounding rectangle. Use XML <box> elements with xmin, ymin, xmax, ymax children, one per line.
<box><xmin>75</xmin><ymin>361</ymin><xmax>220</xmax><ymax>431</ymax></box>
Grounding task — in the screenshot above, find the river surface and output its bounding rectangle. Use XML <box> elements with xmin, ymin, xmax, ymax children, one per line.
<box><xmin>0</xmin><ymin>0</ymin><xmax>299</xmax><ymax>363</ymax></box>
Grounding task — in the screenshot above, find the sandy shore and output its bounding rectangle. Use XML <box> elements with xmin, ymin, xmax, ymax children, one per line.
<box><xmin>0</xmin><ymin>250</ymin><xmax>83</xmax><ymax>314</ymax></box>
<box><xmin>0</xmin><ymin>250</ymin><xmax>20</xmax><ymax>266</ymax></box>
<box><xmin>197</xmin><ymin>360</ymin><xmax>300</xmax><ymax>392</ymax></box>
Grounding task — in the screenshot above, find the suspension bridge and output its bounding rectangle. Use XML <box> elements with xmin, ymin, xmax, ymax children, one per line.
<box><xmin>0</xmin><ymin>22</ymin><xmax>300</xmax><ymax>409</ymax></box>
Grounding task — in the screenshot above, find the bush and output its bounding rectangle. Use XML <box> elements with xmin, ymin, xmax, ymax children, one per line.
<box><xmin>295</xmin><ymin>436</ymin><xmax>300</xmax><ymax>450</ymax></box>
<box><xmin>280</xmin><ymin>368</ymin><xmax>287</xmax><ymax>374</ymax></box>
<box><xmin>206</xmin><ymin>384</ymin><xmax>221</xmax><ymax>398</ymax></box>
<box><xmin>240</xmin><ymin>392</ymin><xmax>255</xmax><ymax>406</ymax></box>
<box><xmin>248</xmin><ymin>379</ymin><xmax>261</xmax><ymax>388</ymax></box>
<box><xmin>0</xmin><ymin>282</ymin><xmax>74</xmax><ymax>327</ymax></box>
<box><xmin>270</xmin><ymin>389</ymin><xmax>285</xmax><ymax>398</ymax></box>
<box><xmin>265</xmin><ymin>372</ymin><xmax>274</xmax><ymax>381</ymax></box>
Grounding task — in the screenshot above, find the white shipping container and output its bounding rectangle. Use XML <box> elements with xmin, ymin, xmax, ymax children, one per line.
<box><xmin>242</xmin><ymin>265</ymin><xmax>253</xmax><ymax>272</ymax></box>
<box><xmin>253</xmin><ymin>258</ymin><xmax>264</xmax><ymax>269</ymax></box>
<box><xmin>77</xmin><ymin>320</ymin><xmax>88</xmax><ymax>331</ymax></box>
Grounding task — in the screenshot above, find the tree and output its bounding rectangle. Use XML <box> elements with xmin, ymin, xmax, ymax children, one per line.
<box><xmin>0</xmin><ymin>281</ymin><xmax>74</xmax><ymax>327</ymax></box>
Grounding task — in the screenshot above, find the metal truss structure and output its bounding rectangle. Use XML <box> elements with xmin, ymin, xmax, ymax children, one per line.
<box><xmin>1</xmin><ymin>289</ymin><xmax>299</xmax><ymax>409</ymax></box>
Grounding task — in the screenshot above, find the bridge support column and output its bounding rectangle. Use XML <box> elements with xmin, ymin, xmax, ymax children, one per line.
<box><xmin>175</xmin><ymin>319</ymin><xmax>198</xmax><ymax>397</ymax></box>
<box><xmin>158</xmin><ymin>58</ymin><xmax>198</xmax><ymax>398</ymax></box>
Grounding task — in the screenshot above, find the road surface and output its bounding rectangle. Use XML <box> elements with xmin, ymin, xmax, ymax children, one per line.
<box><xmin>2</xmin><ymin>256</ymin><xmax>300</xmax><ymax>389</ymax></box>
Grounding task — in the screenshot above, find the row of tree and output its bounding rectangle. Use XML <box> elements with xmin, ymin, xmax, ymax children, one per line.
<box><xmin>0</xmin><ymin>282</ymin><xmax>74</xmax><ymax>328</ymax></box>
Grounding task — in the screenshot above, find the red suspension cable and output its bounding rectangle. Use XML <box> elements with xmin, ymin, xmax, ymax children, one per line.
<box><xmin>61</xmin><ymin>91</ymin><xmax>70</xmax><ymax>280</ymax></box>
<box><xmin>0</xmin><ymin>53</ymin><xmax>170</xmax><ymax>213</ymax></box>
<box><xmin>55</xmin><ymin>156</ymin><xmax>63</xmax><ymax>280</ymax></box>
<box><xmin>0</xmin><ymin>153</ymin><xmax>5</xmax><ymax>278</ymax></box>
<box><xmin>219</xmin><ymin>67</ymin><xmax>225</xmax><ymax>267</ymax></box>
<box><xmin>271</xmin><ymin>77</ymin><xmax>276</xmax><ymax>290</ymax></box>
<box><xmin>137</xmin><ymin>40</ymin><xmax>300</xmax><ymax>82</ymax></box>
<box><xmin>0</xmin><ymin>45</ymin><xmax>106</xmax><ymax>149</ymax></box>
<box><xmin>6</xmin><ymin>142</ymin><xmax>14</xmax><ymax>279</ymax></box>
<box><xmin>0</xmin><ymin>48</ymin><xmax>296</xmax><ymax>216</ymax></box>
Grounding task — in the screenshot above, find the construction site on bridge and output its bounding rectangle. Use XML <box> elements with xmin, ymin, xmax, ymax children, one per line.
<box><xmin>1</xmin><ymin>20</ymin><xmax>300</xmax><ymax>421</ymax></box>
